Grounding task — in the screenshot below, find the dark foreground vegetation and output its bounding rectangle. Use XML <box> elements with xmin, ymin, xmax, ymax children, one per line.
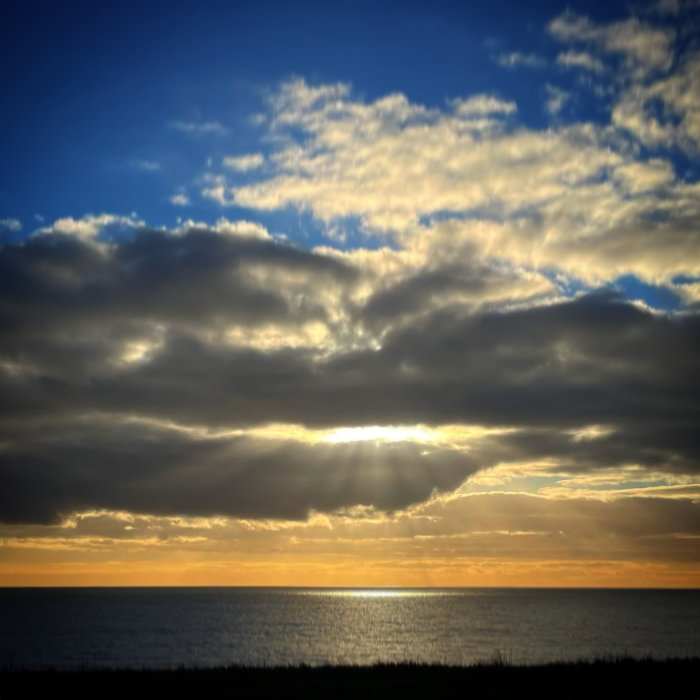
<box><xmin>1</xmin><ymin>658</ymin><xmax>698</xmax><ymax>699</ymax></box>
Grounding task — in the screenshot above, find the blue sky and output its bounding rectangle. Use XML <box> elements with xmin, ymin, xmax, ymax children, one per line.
<box><xmin>3</xmin><ymin>0</ymin><xmax>698</xmax><ymax>308</ymax></box>
<box><xmin>0</xmin><ymin>6</ymin><xmax>689</xmax><ymax>216</ymax></box>
<box><xmin>1</xmin><ymin>0</ymin><xmax>699</xmax><ymax>586</ymax></box>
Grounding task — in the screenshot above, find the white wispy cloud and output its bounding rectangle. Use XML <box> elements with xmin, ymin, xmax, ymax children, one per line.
<box><xmin>130</xmin><ymin>159</ymin><xmax>161</xmax><ymax>172</ymax></box>
<box><xmin>202</xmin><ymin>76</ymin><xmax>700</xmax><ymax>287</ymax></box>
<box><xmin>451</xmin><ymin>95</ymin><xmax>517</xmax><ymax>116</ymax></box>
<box><xmin>169</xmin><ymin>193</ymin><xmax>191</xmax><ymax>206</ymax></box>
<box><xmin>612</xmin><ymin>159</ymin><xmax>675</xmax><ymax>194</ymax></box>
<box><xmin>612</xmin><ymin>53</ymin><xmax>700</xmax><ymax>151</ymax></box>
<box><xmin>549</xmin><ymin>10</ymin><xmax>676</xmax><ymax>77</ymax></box>
<box><xmin>34</xmin><ymin>213</ymin><xmax>144</xmax><ymax>242</ymax></box>
<box><xmin>269</xmin><ymin>79</ymin><xmax>351</xmax><ymax>122</ymax></box>
<box><xmin>169</xmin><ymin>120</ymin><xmax>229</xmax><ymax>135</ymax></box>
<box><xmin>556</xmin><ymin>50</ymin><xmax>605</xmax><ymax>72</ymax></box>
<box><xmin>545</xmin><ymin>84</ymin><xmax>571</xmax><ymax>114</ymax></box>
<box><xmin>496</xmin><ymin>52</ymin><xmax>546</xmax><ymax>68</ymax></box>
<box><xmin>0</xmin><ymin>218</ymin><xmax>22</xmax><ymax>232</ymax></box>
<box><xmin>222</xmin><ymin>153</ymin><xmax>265</xmax><ymax>172</ymax></box>
<box><xmin>547</xmin><ymin>7</ymin><xmax>700</xmax><ymax>154</ymax></box>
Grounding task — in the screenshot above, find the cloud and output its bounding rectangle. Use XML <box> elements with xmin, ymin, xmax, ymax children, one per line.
<box><xmin>545</xmin><ymin>84</ymin><xmax>571</xmax><ymax>114</ymax></box>
<box><xmin>1</xmin><ymin>214</ymin><xmax>698</xmax><ymax>525</ymax></box>
<box><xmin>129</xmin><ymin>159</ymin><xmax>161</xmax><ymax>172</ymax></box>
<box><xmin>269</xmin><ymin>79</ymin><xmax>352</xmax><ymax>125</ymax></box>
<box><xmin>556</xmin><ymin>50</ymin><xmax>605</xmax><ymax>72</ymax></box>
<box><xmin>223</xmin><ymin>153</ymin><xmax>265</xmax><ymax>171</ymax></box>
<box><xmin>359</xmin><ymin>261</ymin><xmax>555</xmax><ymax>332</ymax></box>
<box><xmin>0</xmin><ymin>417</ymin><xmax>481</xmax><ymax>524</ymax></box>
<box><xmin>612</xmin><ymin>53</ymin><xmax>700</xmax><ymax>151</ymax></box>
<box><xmin>612</xmin><ymin>159</ymin><xmax>675</xmax><ymax>193</ymax></box>
<box><xmin>496</xmin><ymin>52</ymin><xmax>546</xmax><ymax>69</ymax></box>
<box><xmin>169</xmin><ymin>193</ymin><xmax>191</xmax><ymax>206</ymax></box>
<box><xmin>451</xmin><ymin>95</ymin><xmax>517</xmax><ymax>116</ymax></box>
<box><xmin>653</xmin><ymin>0</ymin><xmax>682</xmax><ymax>14</ymax></box>
<box><xmin>1</xmin><ymin>219</ymin><xmax>351</xmax><ymax>353</ymax></box>
<box><xmin>3</xmin><ymin>490</ymin><xmax>699</xmax><ymax>583</ymax></box>
<box><xmin>172</xmin><ymin>218</ymin><xmax>273</xmax><ymax>241</ymax></box>
<box><xmin>169</xmin><ymin>120</ymin><xmax>228</xmax><ymax>135</ymax></box>
<box><xmin>0</xmin><ymin>218</ymin><xmax>22</xmax><ymax>232</ymax></box>
<box><xmin>549</xmin><ymin>10</ymin><xmax>675</xmax><ymax>77</ymax></box>
<box><xmin>651</xmin><ymin>0</ymin><xmax>700</xmax><ymax>14</ymax></box>
<box><xmin>33</xmin><ymin>213</ymin><xmax>143</xmax><ymax>242</ymax></box>
<box><xmin>208</xmin><ymin>78</ymin><xmax>700</xmax><ymax>288</ymax></box>
<box><xmin>227</xmin><ymin>80</ymin><xmax>621</xmax><ymax>230</ymax></box>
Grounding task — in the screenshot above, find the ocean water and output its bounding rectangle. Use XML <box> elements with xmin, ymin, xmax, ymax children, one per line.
<box><xmin>1</xmin><ymin>587</ymin><xmax>698</xmax><ymax>669</ymax></box>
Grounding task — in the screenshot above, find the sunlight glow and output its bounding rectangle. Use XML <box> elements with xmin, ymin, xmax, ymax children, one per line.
<box><xmin>114</xmin><ymin>336</ymin><xmax>163</xmax><ymax>367</ymax></box>
<box><xmin>64</xmin><ymin>415</ymin><xmax>511</xmax><ymax>447</ymax></box>
<box><xmin>570</xmin><ymin>424</ymin><xmax>615</xmax><ymax>442</ymax></box>
<box><xmin>302</xmin><ymin>588</ymin><xmax>449</xmax><ymax>598</ymax></box>
<box><xmin>321</xmin><ymin>425</ymin><xmax>435</xmax><ymax>444</ymax></box>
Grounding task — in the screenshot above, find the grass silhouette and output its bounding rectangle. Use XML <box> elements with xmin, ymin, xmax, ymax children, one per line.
<box><xmin>1</xmin><ymin>657</ymin><xmax>698</xmax><ymax>699</ymax></box>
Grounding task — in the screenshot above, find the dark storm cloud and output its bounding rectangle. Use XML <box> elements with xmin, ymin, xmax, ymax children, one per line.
<box><xmin>489</xmin><ymin>424</ymin><xmax>700</xmax><ymax>476</ymax></box>
<box><xmin>0</xmin><ymin>227</ymin><xmax>354</xmax><ymax>382</ymax></box>
<box><xmin>0</xmin><ymin>226</ymin><xmax>353</xmax><ymax>330</ymax></box>
<box><xmin>13</xmin><ymin>288</ymin><xmax>695</xmax><ymax>436</ymax></box>
<box><xmin>0</xmin><ymin>227</ymin><xmax>699</xmax><ymax>523</ymax></box>
<box><xmin>0</xmin><ymin>418</ymin><xmax>479</xmax><ymax>524</ymax></box>
<box><xmin>361</xmin><ymin>263</ymin><xmax>506</xmax><ymax>326</ymax></box>
<box><xmin>355</xmin><ymin>290</ymin><xmax>700</xmax><ymax>427</ymax></box>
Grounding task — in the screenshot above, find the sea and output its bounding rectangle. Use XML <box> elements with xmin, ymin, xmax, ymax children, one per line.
<box><xmin>1</xmin><ymin>588</ymin><xmax>698</xmax><ymax>670</ymax></box>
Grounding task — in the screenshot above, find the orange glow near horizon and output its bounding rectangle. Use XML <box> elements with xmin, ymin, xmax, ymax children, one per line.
<box><xmin>2</xmin><ymin>557</ymin><xmax>699</xmax><ymax>589</ymax></box>
<box><xmin>2</xmin><ymin>492</ymin><xmax>699</xmax><ymax>590</ymax></box>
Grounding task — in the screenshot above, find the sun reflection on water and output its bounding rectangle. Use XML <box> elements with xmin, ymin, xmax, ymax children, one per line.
<box><xmin>300</xmin><ymin>588</ymin><xmax>458</xmax><ymax>598</ymax></box>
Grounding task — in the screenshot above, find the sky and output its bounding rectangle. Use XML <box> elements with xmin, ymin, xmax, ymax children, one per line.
<box><xmin>1</xmin><ymin>0</ymin><xmax>699</xmax><ymax>587</ymax></box>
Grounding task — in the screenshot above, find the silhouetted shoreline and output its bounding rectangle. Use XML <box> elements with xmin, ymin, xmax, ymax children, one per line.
<box><xmin>1</xmin><ymin>657</ymin><xmax>698</xmax><ymax>699</ymax></box>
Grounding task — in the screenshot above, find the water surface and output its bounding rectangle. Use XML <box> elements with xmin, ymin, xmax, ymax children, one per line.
<box><xmin>1</xmin><ymin>587</ymin><xmax>698</xmax><ymax>669</ymax></box>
